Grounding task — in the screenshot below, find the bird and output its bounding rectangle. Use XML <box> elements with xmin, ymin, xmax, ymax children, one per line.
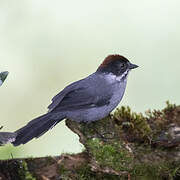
<box><xmin>0</xmin><ymin>55</ymin><xmax>138</xmax><ymax>146</ymax></box>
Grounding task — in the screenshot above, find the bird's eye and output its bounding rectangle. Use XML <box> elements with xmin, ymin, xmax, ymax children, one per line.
<box><xmin>121</xmin><ymin>63</ymin><xmax>126</xmax><ymax>68</ymax></box>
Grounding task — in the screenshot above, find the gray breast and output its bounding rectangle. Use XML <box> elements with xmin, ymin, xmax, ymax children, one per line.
<box><xmin>66</xmin><ymin>73</ymin><xmax>128</xmax><ymax>122</ymax></box>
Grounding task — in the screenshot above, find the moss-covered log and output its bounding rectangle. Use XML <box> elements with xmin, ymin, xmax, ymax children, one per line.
<box><xmin>0</xmin><ymin>102</ymin><xmax>180</xmax><ymax>180</ymax></box>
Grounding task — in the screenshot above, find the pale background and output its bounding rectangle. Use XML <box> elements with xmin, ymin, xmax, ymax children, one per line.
<box><xmin>0</xmin><ymin>0</ymin><xmax>180</xmax><ymax>159</ymax></box>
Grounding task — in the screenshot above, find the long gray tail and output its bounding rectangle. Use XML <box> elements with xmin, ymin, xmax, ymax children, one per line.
<box><xmin>12</xmin><ymin>112</ymin><xmax>65</xmax><ymax>146</ymax></box>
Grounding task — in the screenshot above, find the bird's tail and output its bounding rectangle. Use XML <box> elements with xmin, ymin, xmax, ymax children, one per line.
<box><xmin>0</xmin><ymin>132</ymin><xmax>17</xmax><ymax>146</ymax></box>
<box><xmin>12</xmin><ymin>112</ymin><xmax>65</xmax><ymax>146</ymax></box>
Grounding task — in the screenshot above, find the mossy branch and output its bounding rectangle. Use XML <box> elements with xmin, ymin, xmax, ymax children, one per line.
<box><xmin>0</xmin><ymin>102</ymin><xmax>180</xmax><ymax>179</ymax></box>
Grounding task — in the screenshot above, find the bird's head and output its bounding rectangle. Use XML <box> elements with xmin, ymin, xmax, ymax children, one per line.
<box><xmin>97</xmin><ymin>55</ymin><xmax>138</xmax><ymax>77</ymax></box>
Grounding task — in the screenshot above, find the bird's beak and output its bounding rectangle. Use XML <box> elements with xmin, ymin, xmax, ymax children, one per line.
<box><xmin>129</xmin><ymin>63</ymin><xmax>139</xmax><ymax>69</ymax></box>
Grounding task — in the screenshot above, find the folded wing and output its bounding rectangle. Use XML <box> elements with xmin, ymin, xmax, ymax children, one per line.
<box><xmin>48</xmin><ymin>76</ymin><xmax>112</xmax><ymax>112</ymax></box>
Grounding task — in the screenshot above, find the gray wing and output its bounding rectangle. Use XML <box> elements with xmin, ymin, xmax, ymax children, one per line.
<box><xmin>48</xmin><ymin>79</ymin><xmax>84</xmax><ymax>111</ymax></box>
<box><xmin>48</xmin><ymin>76</ymin><xmax>112</xmax><ymax>112</ymax></box>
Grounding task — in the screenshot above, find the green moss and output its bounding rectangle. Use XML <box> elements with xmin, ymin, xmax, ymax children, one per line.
<box><xmin>114</xmin><ymin>106</ymin><xmax>152</xmax><ymax>141</ymax></box>
<box><xmin>131</xmin><ymin>161</ymin><xmax>180</xmax><ymax>180</ymax></box>
<box><xmin>145</xmin><ymin>101</ymin><xmax>178</xmax><ymax>123</ymax></box>
<box><xmin>80</xmin><ymin>116</ymin><xmax>114</xmax><ymax>137</ymax></box>
<box><xmin>59</xmin><ymin>164</ymin><xmax>96</xmax><ymax>180</ymax></box>
<box><xmin>59</xmin><ymin>165</ymin><xmax>71</xmax><ymax>180</ymax></box>
<box><xmin>75</xmin><ymin>165</ymin><xmax>96</xmax><ymax>180</ymax></box>
<box><xmin>164</xmin><ymin>101</ymin><xmax>177</xmax><ymax>111</ymax></box>
<box><xmin>59</xmin><ymin>163</ymin><xmax>125</xmax><ymax>180</ymax></box>
<box><xmin>65</xmin><ymin>103</ymin><xmax>180</xmax><ymax>179</ymax></box>
<box><xmin>145</xmin><ymin>101</ymin><xmax>180</xmax><ymax>139</ymax></box>
<box><xmin>77</xmin><ymin>166</ymin><xmax>123</xmax><ymax>180</ymax></box>
<box><xmin>87</xmin><ymin>138</ymin><xmax>133</xmax><ymax>172</ymax></box>
<box><xmin>18</xmin><ymin>160</ymin><xmax>36</xmax><ymax>180</ymax></box>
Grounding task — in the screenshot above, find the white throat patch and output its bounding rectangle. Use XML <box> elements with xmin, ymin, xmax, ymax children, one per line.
<box><xmin>115</xmin><ymin>70</ymin><xmax>129</xmax><ymax>81</ymax></box>
<box><xmin>106</xmin><ymin>70</ymin><xmax>129</xmax><ymax>82</ymax></box>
